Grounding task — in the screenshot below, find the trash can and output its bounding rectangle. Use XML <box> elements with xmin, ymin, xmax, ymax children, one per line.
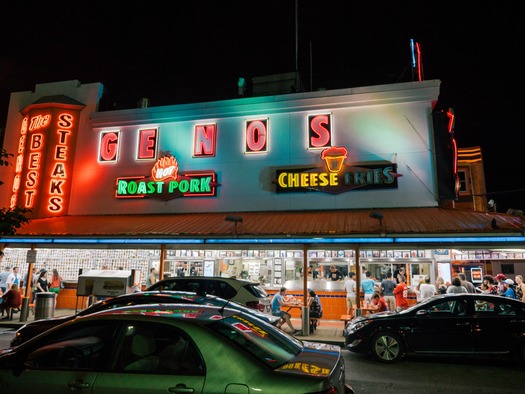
<box><xmin>35</xmin><ymin>292</ymin><xmax>56</xmax><ymax>320</ymax></box>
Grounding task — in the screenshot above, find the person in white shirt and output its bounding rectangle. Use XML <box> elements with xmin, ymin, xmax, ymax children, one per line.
<box><xmin>419</xmin><ymin>276</ymin><xmax>437</xmax><ymax>300</ymax></box>
<box><xmin>6</xmin><ymin>266</ymin><xmax>20</xmax><ymax>291</ymax></box>
<box><xmin>343</xmin><ymin>272</ymin><xmax>357</xmax><ymax>315</ymax></box>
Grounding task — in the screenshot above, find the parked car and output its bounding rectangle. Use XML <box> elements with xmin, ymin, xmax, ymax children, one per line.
<box><xmin>344</xmin><ymin>293</ymin><xmax>525</xmax><ymax>364</ymax></box>
<box><xmin>11</xmin><ymin>291</ymin><xmax>279</xmax><ymax>347</ymax></box>
<box><xmin>147</xmin><ymin>276</ymin><xmax>271</xmax><ymax>312</ymax></box>
<box><xmin>0</xmin><ymin>304</ymin><xmax>353</xmax><ymax>394</ymax></box>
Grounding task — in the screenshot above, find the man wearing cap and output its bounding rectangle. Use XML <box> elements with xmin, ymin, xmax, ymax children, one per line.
<box><xmin>503</xmin><ymin>279</ymin><xmax>517</xmax><ymax>299</ymax></box>
<box><xmin>495</xmin><ymin>274</ymin><xmax>507</xmax><ymax>296</ymax></box>
<box><xmin>0</xmin><ymin>266</ymin><xmax>11</xmax><ymax>294</ymax></box>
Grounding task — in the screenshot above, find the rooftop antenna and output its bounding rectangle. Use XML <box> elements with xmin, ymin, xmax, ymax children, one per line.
<box><xmin>295</xmin><ymin>0</ymin><xmax>301</xmax><ymax>92</ymax></box>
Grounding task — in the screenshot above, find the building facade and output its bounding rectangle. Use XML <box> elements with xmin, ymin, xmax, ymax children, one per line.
<box><xmin>1</xmin><ymin>79</ymin><xmax>524</xmax><ymax>317</ymax></box>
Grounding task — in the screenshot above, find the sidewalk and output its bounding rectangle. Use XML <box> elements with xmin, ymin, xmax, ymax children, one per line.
<box><xmin>1</xmin><ymin>308</ymin><xmax>345</xmax><ymax>346</ymax></box>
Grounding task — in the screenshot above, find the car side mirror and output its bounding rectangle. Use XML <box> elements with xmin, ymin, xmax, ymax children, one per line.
<box><xmin>416</xmin><ymin>309</ymin><xmax>429</xmax><ymax>316</ymax></box>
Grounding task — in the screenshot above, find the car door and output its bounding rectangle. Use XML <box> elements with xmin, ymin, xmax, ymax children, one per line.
<box><xmin>92</xmin><ymin>321</ymin><xmax>206</xmax><ymax>394</ymax></box>
<box><xmin>0</xmin><ymin>321</ymin><xmax>117</xmax><ymax>394</ymax></box>
<box><xmin>471</xmin><ymin>297</ymin><xmax>525</xmax><ymax>355</ymax></box>
<box><xmin>407</xmin><ymin>298</ymin><xmax>473</xmax><ymax>355</ymax></box>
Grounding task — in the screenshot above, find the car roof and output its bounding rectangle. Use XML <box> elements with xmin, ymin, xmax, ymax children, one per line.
<box><xmin>154</xmin><ymin>276</ymin><xmax>260</xmax><ymax>285</ymax></box>
<box><xmin>424</xmin><ymin>293</ymin><xmax>523</xmax><ymax>302</ymax></box>
<box><xmin>105</xmin><ymin>290</ymin><xmax>214</xmax><ymax>300</ymax></box>
<box><xmin>87</xmin><ymin>303</ymin><xmax>239</xmax><ymax>322</ymax></box>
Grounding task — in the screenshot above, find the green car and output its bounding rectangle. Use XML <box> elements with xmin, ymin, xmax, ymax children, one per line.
<box><xmin>0</xmin><ymin>304</ymin><xmax>353</xmax><ymax>394</ymax></box>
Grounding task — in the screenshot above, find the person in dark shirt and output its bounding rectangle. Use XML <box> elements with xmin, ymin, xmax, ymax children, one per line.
<box><xmin>328</xmin><ymin>265</ymin><xmax>343</xmax><ymax>281</ymax></box>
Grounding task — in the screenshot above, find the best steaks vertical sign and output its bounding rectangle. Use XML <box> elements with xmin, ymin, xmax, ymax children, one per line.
<box><xmin>10</xmin><ymin>103</ymin><xmax>83</xmax><ymax>218</ymax></box>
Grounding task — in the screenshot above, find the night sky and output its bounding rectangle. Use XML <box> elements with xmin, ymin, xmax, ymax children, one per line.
<box><xmin>1</xmin><ymin>1</ymin><xmax>523</xmax><ymax>212</ymax></box>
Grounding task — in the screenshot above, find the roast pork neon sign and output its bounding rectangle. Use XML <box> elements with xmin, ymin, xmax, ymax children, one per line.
<box><xmin>115</xmin><ymin>155</ymin><xmax>220</xmax><ymax>200</ymax></box>
<box><xmin>275</xmin><ymin>146</ymin><xmax>402</xmax><ymax>194</ymax></box>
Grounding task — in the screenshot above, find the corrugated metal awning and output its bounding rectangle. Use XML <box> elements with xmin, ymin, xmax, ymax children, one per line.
<box><xmin>12</xmin><ymin>208</ymin><xmax>523</xmax><ymax>240</ymax></box>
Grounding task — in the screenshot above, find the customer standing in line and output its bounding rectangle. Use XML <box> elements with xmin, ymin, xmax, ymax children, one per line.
<box><xmin>419</xmin><ymin>276</ymin><xmax>437</xmax><ymax>300</ymax></box>
<box><xmin>380</xmin><ymin>272</ymin><xmax>396</xmax><ymax>312</ymax></box>
<box><xmin>343</xmin><ymin>272</ymin><xmax>357</xmax><ymax>315</ymax></box>
<box><xmin>503</xmin><ymin>279</ymin><xmax>517</xmax><ymax>299</ymax></box>
<box><xmin>458</xmin><ymin>273</ymin><xmax>476</xmax><ymax>293</ymax></box>
<box><xmin>361</xmin><ymin>271</ymin><xmax>376</xmax><ymax>305</ymax></box>
<box><xmin>446</xmin><ymin>277</ymin><xmax>468</xmax><ymax>294</ymax></box>
<box><xmin>435</xmin><ymin>277</ymin><xmax>447</xmax><ymax>294</ymax></box>
<box><xmin>514</xmin><ymin>275</ymin><xmax>525</xmax><ymax>301</ymax></box>
<box><xmin>49</xmin><ymin>269</ymin><xmax>63</xmax><ymax>295</ymax></box>
<box><xmin>35</xmin><ymin>270</ymin><xmax>49</xmax><ymax>293</ymax></box>
<box><xmin>5</xmin><ymin>266</ymin><xmax>20</xmax><ymax>291</ymax></box>
<box><xmin>146</xmin><ymin>267</ymin><xmax>158</xmax><ymax>287</ymax></box>
<box><xmin>393</xmin><ymin>276</ymin><xmax>409</xmax><ymax>311</ymax></box>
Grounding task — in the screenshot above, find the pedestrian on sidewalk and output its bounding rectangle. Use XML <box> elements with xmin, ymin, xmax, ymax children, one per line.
<box><xmin>361</xmin><ymin>271</ymin><xmax>375</xmax><ymax>304</ymax></box>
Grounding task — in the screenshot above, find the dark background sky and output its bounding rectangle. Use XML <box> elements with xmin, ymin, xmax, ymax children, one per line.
<box><xmin>1</xmin><ymin>1</ymin><xmax>523</xmax><ymax>212</ymax></box>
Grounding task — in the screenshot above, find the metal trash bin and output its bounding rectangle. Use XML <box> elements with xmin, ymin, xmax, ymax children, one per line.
<box><xmin>35</xmin><ymin>292</ymin><xmax>56</xmax><ymax>320</ymax></box>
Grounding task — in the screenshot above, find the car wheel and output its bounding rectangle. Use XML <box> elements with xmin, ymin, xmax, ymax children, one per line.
<box><xmin>370</xmin><ymin>331</ymin><xmax>404</xmax><ymax>363</ymax></box>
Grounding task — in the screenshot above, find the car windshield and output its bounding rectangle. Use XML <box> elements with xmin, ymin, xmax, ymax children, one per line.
<box><xmin>209</xmin><ymin>314</ymin><xmax>302</xmax><ymax>368</ymax></box>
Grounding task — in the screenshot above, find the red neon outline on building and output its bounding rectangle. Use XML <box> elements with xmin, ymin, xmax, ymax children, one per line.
<box><xmin>99</xmin><ymin>131</ymin><xmax>120</xmax><ymax>162</ymax></box>
<box><xmin>308</xmin><ymin>114</ymin><xmax>331</xmax><ymax>149</ymax></box>
<box><xmin>194</xmin><ymin>124</ymin><xmax>217</xmax><ymax>157</ymax></box>
<box><xmin>138</xmin><ymin>128</ymin><xmax>158</xmax><ymax>160</ymax></box>
<box><xmin>245</xmin><ymin>119</ymin><xmax>268</xmax><ymax>154</ymax></box>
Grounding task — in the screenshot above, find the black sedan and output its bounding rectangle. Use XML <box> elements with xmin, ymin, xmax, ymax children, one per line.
<box><xmin>344</xmin><ymin>293</ymin><xmax>525</xmax><ymax>364</ymax></box>
<box><xmin>11</xmin><ymin>291</ymin><xmax>279</xmax><ymax>347</ymax></box>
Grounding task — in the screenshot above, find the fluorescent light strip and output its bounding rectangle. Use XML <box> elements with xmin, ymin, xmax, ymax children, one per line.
<box><xmin>0</xmin><ymin>238</ymin><xmax>203</xmax><ymax>244</ymax></box>
<box><xmin>395</xmin><ymin>236</ymin><xmax>525</xmax><ymax>243</ymax></box>
<box><xmin>205</xmin><ymin>237</ymin><xmax>394</xmax><ymax>244</ymax></box>
<box><xmin>2</xmin><ymin>236</ymin><xmax>524</xmax><ymax>245</ymax></box>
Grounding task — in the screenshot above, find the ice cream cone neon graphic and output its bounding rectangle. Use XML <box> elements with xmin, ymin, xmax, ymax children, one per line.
<box><xmin>321</xmin><ymin>146</ymin><xmax>348</xmax><ymax>173</ymax></box>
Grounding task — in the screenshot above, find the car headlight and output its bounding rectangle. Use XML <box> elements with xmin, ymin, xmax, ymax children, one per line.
<box><xmin>348</xmin><ymin>319</ymin><xmax>373</xmax><ymax>333</ymax></box>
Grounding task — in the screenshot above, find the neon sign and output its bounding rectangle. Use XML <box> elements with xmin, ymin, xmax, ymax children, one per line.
<box><xmin>10</xmin><ymin>108</ymin><xmax>80</xmax><ymax>217</ymax></box>
<box><xmin>99</xmin><ymin>131</ymin><xmax>120</xmax><ymax>162</ymax></box>
<box><xmin>275</xmin><ymin>146</ymin><xmax>402</xmax><ymax>194</ymax></box>
<box><xmin>115</xmin><ymin>155</ymin><xmax>220</xmax><ymax>200</ymax></box>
